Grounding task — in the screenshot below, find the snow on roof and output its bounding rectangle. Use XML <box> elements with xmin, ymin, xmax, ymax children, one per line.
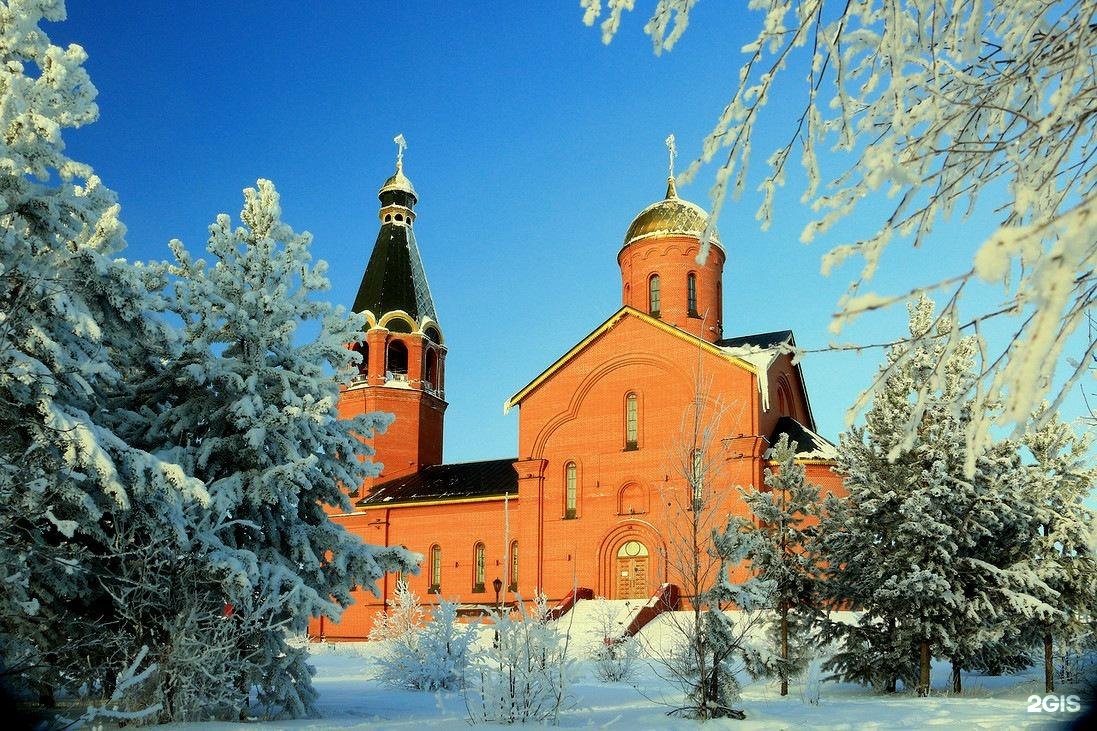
<box><xmin>770</xmin><ymin>415</ymin><xmax>838</xmax><ymax>460</ymax></box>
<box><xmin>717</xmin><ymin>330</ymin><xmax>796</xmax><ymax>412</ymax></box>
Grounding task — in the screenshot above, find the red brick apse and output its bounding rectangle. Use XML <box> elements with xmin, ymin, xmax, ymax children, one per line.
<box><xmin>312</xmin><ymin>153</ymin><xmax>845</xmax><ymax>640</ymax></box>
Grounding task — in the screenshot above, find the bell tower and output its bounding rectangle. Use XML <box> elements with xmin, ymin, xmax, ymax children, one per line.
<box><xmin>339</xmin><ymin>136</ymin><xmax>447</xmax><ymax>490</ymax></box>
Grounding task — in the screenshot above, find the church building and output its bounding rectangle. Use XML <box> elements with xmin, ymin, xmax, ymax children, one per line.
<box><xmin>318</xmin><ymin>146</ymin><xmax>844</xmax><ymax>639</ymax></box>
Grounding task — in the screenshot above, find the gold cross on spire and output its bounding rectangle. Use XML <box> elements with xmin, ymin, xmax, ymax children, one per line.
<box><xmin>665</xmin><ymin>133</ymin><xmax>677</xmax><ymax>179</ymax></box>
<box><xmin>394</xmin><ymin>133</ymin><xmax>407</xmax><ymax>171</ymax></box>
<box><xmin>664</xmin><ymin>134</ymin><xmax>678</xmax><ymax>198</ymax></box>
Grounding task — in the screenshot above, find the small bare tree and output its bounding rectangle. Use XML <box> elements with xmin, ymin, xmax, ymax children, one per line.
<box><xmin>373</xmin><ymin>588</ymin><xmax>477</xmax><ymax>692</ymax></box>
<box><xmin>588</xmin><ymin>597</ymin><xmax>639</xmax><ymax>682</ymax></box>
<box><xmin>465</xmin><ymin>593</ymin><xmax>573</xmax><ymax>725</ymax></box>
<box><xmin>645</xmin><ymin>373</ymin><xmax>767</xmax><ymax>719</ymax></box>
<box><xmin>368</xmin><ymin>579</ymin><xmax>425</xmax><ymax>643</ymax></box>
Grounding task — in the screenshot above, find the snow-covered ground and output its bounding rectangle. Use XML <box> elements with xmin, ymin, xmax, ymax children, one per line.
<box><xmin>155</xmin><ymin>602</ymin><xmax>1089</xmax><ymax>729</ymax></box>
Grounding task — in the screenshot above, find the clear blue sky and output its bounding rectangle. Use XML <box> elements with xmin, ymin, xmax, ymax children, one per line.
<box><xmin>52</xmin><ymin>2</ymin><xmax>1089</xmax><ymax>463</ymax></box>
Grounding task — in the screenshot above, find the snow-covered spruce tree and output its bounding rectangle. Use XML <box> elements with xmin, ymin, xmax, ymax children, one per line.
<box><xmin>466</xmin><ymin>593</ymin><xmax>573</xmax><ymax>724</ymax></box>
<box><xmin>140</xmin><ymin>179</ymin><xmax>416</xmax><ymax>718</ymax></box>
<box><xmin>373</xmin><ymin>587</ymin><xmax>476</xmax><ymax>692</ymax></box>
<box><xmin>1019</xmin><ymin>408</ymin><xmax>1096</xmax><ymax>693</ymax></box>
<box><xmin>935</xmin><ymin>437</ymin><xmax>1048</xmax><ymax>693</ymax></box>
<box><xmin>741</xmin><ymin>433</ymin><xmax>820</xmax><ymax>697</ymax></box>
<box><xmin>818</xmin><ymin>295</ymin><xmax>1052</xmax><ymax>695</ymax></box>
<box><xmin>0</xmin><ymin>0</ymin><xmax>203</xmax><ymax>713</ymax></box>
<box><xmin>584</xmin><ymin>0</ymin><xmax>1097</xmax><ymax>464</ymax></box>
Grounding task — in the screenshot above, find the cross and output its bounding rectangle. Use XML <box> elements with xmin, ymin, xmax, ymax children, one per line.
<box><xmin>394</xmin><ymin>133</ymin><xmax>407</xmax><ymax>169</ymax></box>
<box><xmin>665</xmin><ymin>134</ymin><xmax>676</xmax><ymax>179</ymax></box>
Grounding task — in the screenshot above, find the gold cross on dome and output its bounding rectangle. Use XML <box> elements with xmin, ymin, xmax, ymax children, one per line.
<box><xmin>394</xmin><ymin>133</ymin><xmax>407</xmax><ymax>170</ymax></box>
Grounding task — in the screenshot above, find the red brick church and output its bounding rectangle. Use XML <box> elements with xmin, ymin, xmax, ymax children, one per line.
<box><xmin>316</xmin><ymin>147</ymin><xmax>844</xmax><ymax>639</ymax></box>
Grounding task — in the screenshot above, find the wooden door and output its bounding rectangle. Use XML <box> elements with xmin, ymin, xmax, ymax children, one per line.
<box><xmin>615</xmin><ymin>540</ymin><xmax>650</xmax><ymax>599</ymax></box>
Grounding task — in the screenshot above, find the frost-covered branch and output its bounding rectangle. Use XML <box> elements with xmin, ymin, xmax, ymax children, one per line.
<box><xmin>585</xmin><ymin>0</ymin><xmax>1097</xmax><ymax>458</ymax></box>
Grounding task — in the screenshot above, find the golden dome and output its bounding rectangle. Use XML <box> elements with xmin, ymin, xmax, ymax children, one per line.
<box><xmin>623</xmin><ymin>177</ymin><xmax>721</xmax><ymax>249</ymax></box>
<box><xmin>379</xmin><ymin>164</ymin><xmax>418</xmax><ymax>201</ymax></box>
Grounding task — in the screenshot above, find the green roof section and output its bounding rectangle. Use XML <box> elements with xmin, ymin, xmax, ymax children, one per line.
<box><xmin>352</xmin><ymin>151</ymin><xmax>438</xmax><ymax>322</ymax></box>
<box><xmin>352</xmin><ymin>222</ymin><xmax>438</xmax><ymax>321</ymax></box>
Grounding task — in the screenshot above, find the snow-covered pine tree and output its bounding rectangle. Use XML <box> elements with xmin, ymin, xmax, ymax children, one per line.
<box><xmin>741</xmin><ymin>433</ymin><xmax>820</xmax><ymax>696</ymax></box>
<box><xmin>142</xmin><ymin>179</ymin><xmax>417</xmax><ymax>718</ymax></box>
<box><xmin>1020</xmin><ymin>408</ymin><xmax>1096</xmax><ymax>693</ymax></box>
<box><xmin>0</xmin><ymin>0</ymin><xmax>204</xmax><ymax>711</ymax></box>
<box><xmin>818</xmin><ymin>295</ymin><xmax>1050</xmax><ymax>695</ymax></box>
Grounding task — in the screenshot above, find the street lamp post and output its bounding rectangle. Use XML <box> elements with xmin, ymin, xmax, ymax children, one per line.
<box><xmin>492</xmin><ymin>577</ymin><xmax>503</xmax><ymax>609</ymax></box>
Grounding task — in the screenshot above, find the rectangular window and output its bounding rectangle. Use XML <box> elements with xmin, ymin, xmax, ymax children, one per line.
<box><xmin>687</xmin><ymin>273</ymin><xmax>698</xmax><ymax>316</ymax></box>
<box><xmin>649</xmin><ymin>275</ymin><xmax>661</xmax><ymax>317</ymax></box>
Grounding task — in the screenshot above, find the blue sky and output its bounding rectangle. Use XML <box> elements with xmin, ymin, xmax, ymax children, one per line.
<box><xmin>51</xmin><ymin>2</ymin><xmax>1090</xmax><ymax>463</ymax></box>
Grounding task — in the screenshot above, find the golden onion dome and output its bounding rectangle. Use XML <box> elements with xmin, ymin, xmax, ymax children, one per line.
<box><xmin>378</xmin><ymin>164</ymin><xmax>418</xmax><ymax>201</ymax></box>
<box><xmin>623</xmin><ymin>177</ymin><xmax>721</xmax><ymax>250</ymax></box>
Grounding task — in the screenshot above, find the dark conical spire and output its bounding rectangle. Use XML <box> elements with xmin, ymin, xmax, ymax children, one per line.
<box><xmin>352</xmin><ymin>136</ymin><xmax>438</xmax><ymax>321</ymax></box>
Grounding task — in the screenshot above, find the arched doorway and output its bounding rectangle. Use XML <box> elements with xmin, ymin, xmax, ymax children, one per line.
<box><xmin>615</xmin><ymin>540</ymin><xmax>650</xmax><ymax>599</ymax></box>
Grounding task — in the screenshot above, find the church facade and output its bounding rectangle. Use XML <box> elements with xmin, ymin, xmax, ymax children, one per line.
<box><xmin>316</xmin><ymin>150</ymin><xmax>844</xmax><ymax>639</ymax></box>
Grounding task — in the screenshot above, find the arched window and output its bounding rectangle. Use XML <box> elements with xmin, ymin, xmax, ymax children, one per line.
<box><xmin>565</xmin><ymin>462</ymin><xmax>577</xmax><ymax>519</ymax></box>
<box><xmin>618</xmin><ymin>482</ymin><xmax>648</xmax><ymax>515</ymax></box>
<box><xmin>353</xmin><ymin>342</ymin><xmax>369</xmax><ymax>378</ymax></box>
<box><xmin>425</xmin><ymin>348</ymin><xmax>438</xmax><ymax>390</ymax></box>
<box><xmin>687</xmin><ymin>272</ymin><xmax>698</xmax><ymax>316</ymax></box>
<box><xmin>428</xmin><ymin>544</ymin><xmax>441</xmax><ymax>593</ymax></box>
<box><xmin>625</xmin><ymin>393</ymin><xmax>639</xmax><ymax>450</ymax></box>
<box><xmin>648</xmin><ymin>274</ymin><xmax>661</xmax><ymax>317</ymax></box>
<box><xmin>777</xmin><ymin>379</ymin><xmax>790</xmax><ymax>415</ymax></box>
<box><xmin>386</xmin><ymin>339</ymin><xmax>408</xmax><ymax>378</ymax></box>
<box><xmin>509</xmin><ymin>541</ymin><xmax>518</xmax><ymax>591</ymax></box>
<box><xmin>473</xmin><ymin>542</ymin><xmax>486</xmax><ymax>592</ymax></box>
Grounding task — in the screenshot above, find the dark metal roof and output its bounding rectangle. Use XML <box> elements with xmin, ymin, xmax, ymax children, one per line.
<box><xmin>717</xmin><ymin>329</ymin><xmax>794</xmax><ymax>350</ymax></box>
<box><xmin>351</xmin><ymin>223</ymin><xmax>438</xmax><ymax>321</ymax></box>
<box><xmin>357</xmin><ymin>458</ymin><xmax>518</xmax><ymax>507</ymax></box>
<box><xmin>769</xmin><ymin>416</ymin><xmax>837</xmax><ymax>459</ymax></box>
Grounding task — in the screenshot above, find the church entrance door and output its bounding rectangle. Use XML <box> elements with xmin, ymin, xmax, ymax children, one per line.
<box><xmin>615</xmin><ymin>540</ymin><xmax>650</xmax><ymax>600</ymax></box>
